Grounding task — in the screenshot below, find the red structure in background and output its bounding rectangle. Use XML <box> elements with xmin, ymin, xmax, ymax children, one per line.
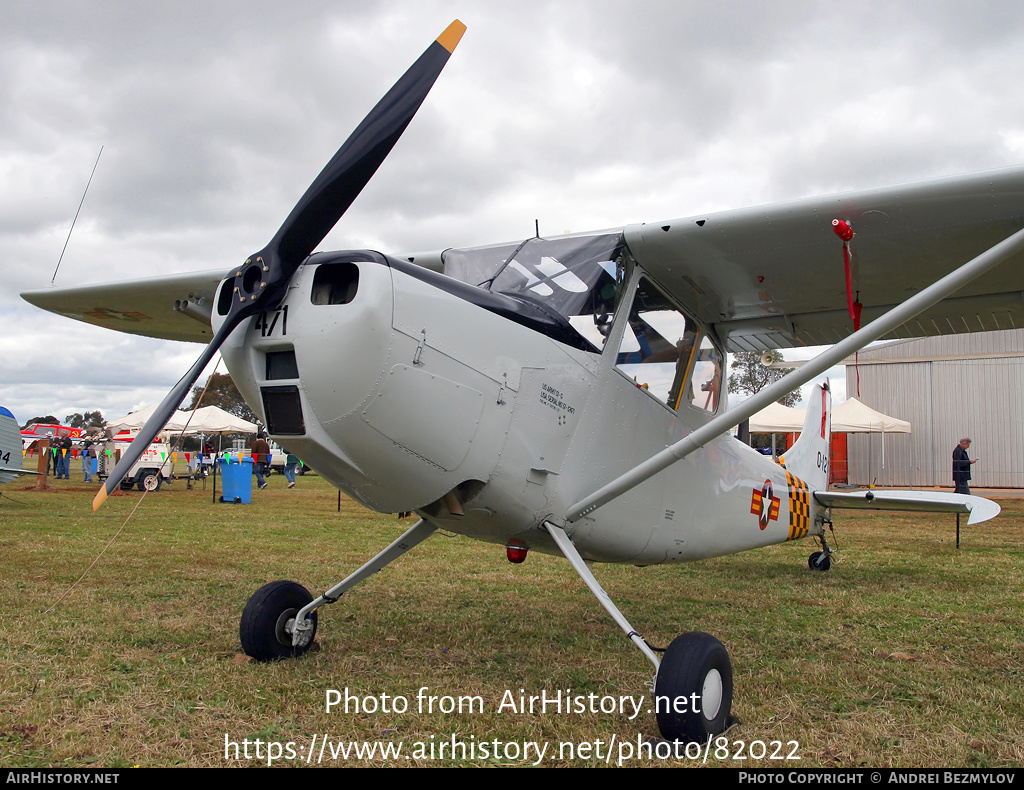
<box><xmin>783</xmin><ymin>432</ymin><xmax>848</xmax><ymax>485</ymax></box>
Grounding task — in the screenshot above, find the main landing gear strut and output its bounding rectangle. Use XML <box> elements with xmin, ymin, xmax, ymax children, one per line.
<box><xmin>543</xmin><ymin>521</ymin><xmax>734</xmax><ymax>743</ymax></box>
<box><xmin>239</xmin><ymin>519</ymin><xmax>438</xmax><ymax>661</ymax></box>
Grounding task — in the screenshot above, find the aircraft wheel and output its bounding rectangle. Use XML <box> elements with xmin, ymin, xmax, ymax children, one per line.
<box><xmin>240</xmin><ymin>580</ymin><xmax>318</xmax><ymax>661</ymax></box>
<box><xmin>655</xmin><ymin>631</ymin><xmax>732</xmax><ymax>743</ymax></box>
<box><xmin>137</xmin><ymin>471</ymin><xmax>162</xmax><ymax>492</ymax></box>
<box><xmin>808</xmin><ymin>551</ymin><xmax>831</xmax><ymax>572</ymax></box>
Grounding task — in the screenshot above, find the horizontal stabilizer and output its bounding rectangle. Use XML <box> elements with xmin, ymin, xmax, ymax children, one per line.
<box><xmin>814</xmin><ymin>489</ymin><xmax>1000</xmax><ymax>525</ymax></box>
<box><xmin>0</xmin><ymin>407</ymin><xmax>28</xmax><ymax>485</ymax></box>
<box><xmin>0</xmin><ymin>466</ymin><xmax>41</xmax><ymax>485</ymax></box>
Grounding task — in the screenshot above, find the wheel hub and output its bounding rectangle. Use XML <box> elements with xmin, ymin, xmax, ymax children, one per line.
<box><xmin>274</xmin><ymin>608</ymin><xmax>298</xmax><ymax>646</ymax></box>
<box><xmin>702</xmin><ymin>668</ymin><xmax>724</xmax><ymax>720</ymax></box>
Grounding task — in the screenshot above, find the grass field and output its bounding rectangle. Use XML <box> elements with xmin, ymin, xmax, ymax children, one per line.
<box><xmin>1</xmin><ymin>464</ymin><xmax>1022</xmax><ymax>767</ymax></box>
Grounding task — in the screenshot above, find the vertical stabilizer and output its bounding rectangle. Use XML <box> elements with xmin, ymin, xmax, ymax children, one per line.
<box><xmin>0</xmin><ymin>407</ymin><xmax>23</xmax><ymax>484</ymax></box>
<box><xmin>778</xmin><ymin>383</ymin><xmax>831</xmax><ymax>491</ymax></box>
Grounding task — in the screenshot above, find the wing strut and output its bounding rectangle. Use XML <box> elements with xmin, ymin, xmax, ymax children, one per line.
<box><xmin>567</xmin><ymin>225</ymin><xmax>1024</xmax><ymax>522</ymax></box>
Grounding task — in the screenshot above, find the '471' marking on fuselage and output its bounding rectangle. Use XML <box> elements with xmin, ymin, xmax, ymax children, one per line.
<box><xmin>255</xmin><ymin>305</ymin><xmax>288</xmax><ymax>337</ymax></box>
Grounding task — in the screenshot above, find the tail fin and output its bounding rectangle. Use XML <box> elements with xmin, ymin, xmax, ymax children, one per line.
<box><xmin>0</xmin><ymin>407</ymin><xmax>24</xmax><ymax>484</ymax></box>
<box><xmin>778</xmin><ymin>383</ymin><xmax>831</xmax><ymax>491</ymax></box>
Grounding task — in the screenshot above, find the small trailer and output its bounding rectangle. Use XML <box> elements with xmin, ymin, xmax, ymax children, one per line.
<box><xmin>97</xmin><ymin>431</ymin><xmax>175</xmax><ymax>491</ymax></box>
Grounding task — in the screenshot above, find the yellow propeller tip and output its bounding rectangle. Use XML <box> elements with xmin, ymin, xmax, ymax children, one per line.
<box><xmin>437</xmin><ymin>20</ymin><xmax>466</xmax><ymax>54</ymax></box>
<box><xmin>92</xmin><ymin>487</ymin><xmax>108</xmax><ymax>511</ymax></box>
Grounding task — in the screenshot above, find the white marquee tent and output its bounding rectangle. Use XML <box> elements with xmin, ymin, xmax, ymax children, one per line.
<box><xmin>748</xmin><ymin>402</ymin><xmax>806</xmax><ymax>433</ymax></box>
<box><xmin>748</xmin><ymin>398</ymin><xmax>911</xmax><ymax>435</ymax></box>
<box><xmin>106</xmin><ymin>405</ymin><xmax>257</xmax><ymax>435</ymax></box>
<box><xmin>832</xmin><ymin>398</ymin><xmax>911</xmax><ymax>434</ymax></box>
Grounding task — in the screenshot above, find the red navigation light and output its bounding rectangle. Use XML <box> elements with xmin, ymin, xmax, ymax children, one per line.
<box><xmin>832</xmin><ymin>218</ymin><xmax>854</xmax><ymax>241</ymax></box>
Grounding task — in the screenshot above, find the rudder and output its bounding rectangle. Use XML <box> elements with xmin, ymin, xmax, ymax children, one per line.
<box><xmin>0</xmin><ymin>407</ymin><xmax>24</xmax><ymax>484</ymax></box>
<box><xmin>778</xmin><ymin>383</ymin><xmax>831</xmax><ymax>492</ymax></box>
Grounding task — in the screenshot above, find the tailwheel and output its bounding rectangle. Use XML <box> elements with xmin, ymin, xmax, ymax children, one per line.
<box><xmin>808</xmin><ymin>550</ymin><xmax>831</xmax><ymax>572</ymax></box>
<box><xmin>240</xmin><ymin>580</ymin><xmax>318</xmax><ymax>661</ymax></box>
<box><xmin>655</xmin><ymin>631</ymin><xmax>733</xmax><ymax>743</ymax></box>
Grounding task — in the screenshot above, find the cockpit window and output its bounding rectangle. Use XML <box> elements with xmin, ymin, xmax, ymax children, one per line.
<box><xmin>442</xmin><ymin>233</ymin><xmax>626</xmax><ymax>352</ymax></box>
<box><xmin>615</xmin><ymin>277</ymin><xmax>722</xmax><ymax>414</ymax></box>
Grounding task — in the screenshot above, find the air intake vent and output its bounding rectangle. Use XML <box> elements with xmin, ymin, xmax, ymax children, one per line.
<box><xmin>311</xmin><ymin>262</ymin><xmax>359</xmax><ymax>305</ymax></box>
<box><xmin>265</xmin><ymin>349</ymin><xmax>299</xmax><ymax>380</ymax></box>
<box><xmin>261</xmin><ymin>386</ymin><xmax>305</xmax><ymax>435</ymax></box>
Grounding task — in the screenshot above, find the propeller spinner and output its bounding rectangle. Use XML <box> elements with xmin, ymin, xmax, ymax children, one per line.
<box><xmin>93</xmin><ymin>20</ymin><xmax>467</xmax><ymax>510</ymax></box>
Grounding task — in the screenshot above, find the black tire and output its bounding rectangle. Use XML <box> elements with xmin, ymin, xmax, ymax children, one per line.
<box><xmin>655</xmin><ymin>632</ymin><xmax>733</xmax><ymax>743</ymax></box>
<box><xmin>808</xmin><ymin>551</ymin><xmax>831</xmax><ymax>572</ymax></box>
<box><xmin>137</xmin><ymin>471</ymin><xmax>162</xmax><ymax>492</ymax></box>
<box><xmin>240</xmin><ymin>580</ymin><xmax>318</xmax><ymax>661</ymax></box>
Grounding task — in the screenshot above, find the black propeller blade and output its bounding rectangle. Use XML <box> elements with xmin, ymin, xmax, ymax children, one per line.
<box><xmin>94</xmin><ymin>20</ymin><xmax>466</xmax><ymax>510</ymax></box>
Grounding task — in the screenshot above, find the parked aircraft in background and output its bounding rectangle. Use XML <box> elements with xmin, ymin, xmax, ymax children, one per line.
<box><xmin>1</xmin><ymin>408</ymin><xmax>42</xmax><ymax>484</ymax></box>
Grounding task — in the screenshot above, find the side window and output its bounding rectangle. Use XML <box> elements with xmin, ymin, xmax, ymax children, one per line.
<box><xmin>614</xmin><ymin>278</ymin><xmax>722</xmax><ymax>414</ymax></box>
<box><xmin>688</xmin><ymin>335</ymin><xmax>723</xmax><ymax>413</ymax></box>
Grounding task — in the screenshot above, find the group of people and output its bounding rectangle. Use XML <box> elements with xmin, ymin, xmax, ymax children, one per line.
<box><xmin>50</xmin><ymin>435</ymin><xmax>73</xmax><ymax>479</ymax></box>
<box><xmin>41</xmin><ymin>429</ymin><xmax>305</xmax><ymax>492</ymax></box>
<box><xmin>40</xmin><ymin>435</ymin><xmax>100</xmax><ymax>481</ymax></box>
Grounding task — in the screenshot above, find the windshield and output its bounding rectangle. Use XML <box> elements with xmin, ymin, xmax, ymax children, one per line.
<box><xmin>443</xmin><ymin>233</ymin><xmax>626</xmax><ymax>351</ymax></box>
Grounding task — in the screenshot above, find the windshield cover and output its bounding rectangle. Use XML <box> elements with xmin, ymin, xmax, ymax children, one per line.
<box><xmin>443</xmin><ymin>233</ymin><xmax>625</xmax><ymax>351</ymax></box>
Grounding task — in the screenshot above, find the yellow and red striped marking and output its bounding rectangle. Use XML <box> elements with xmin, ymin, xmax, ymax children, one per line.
<box><xmin>784</xmin><ymin>469</ymin><xmax>811</xmax><ymax>540</ymax></box>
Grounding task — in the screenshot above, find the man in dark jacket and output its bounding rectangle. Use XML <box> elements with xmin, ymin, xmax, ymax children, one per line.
<box><xmin>58</xmin><ymin>434</ymin><xmax>73</xmax><ymax>479</ymax></box>
<box><xmin>251</xmin><ymin>432</ymin><xmax>271</xmax><ymax>490</ymax></box>
<box><xmin>953</xmin><ymin>437</ymin><xmax>976</xmax><ymax>495</ymax></box>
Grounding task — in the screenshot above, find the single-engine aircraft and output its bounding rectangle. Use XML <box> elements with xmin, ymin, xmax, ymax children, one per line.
<box><xmin>22</xmin><ymin>20</ymin><xmax>1020</xmax><ymax>742</ymax></box>
<box><xmin>0</xmin><ymin>408</ymin><xmax>41</xmax><ymax>484</ymax></box>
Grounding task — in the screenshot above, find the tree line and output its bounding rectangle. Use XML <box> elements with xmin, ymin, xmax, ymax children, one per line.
<box><xmin>20</xmin><ymin>373</ymin><xmax>256</xmax><ymax>431</ymax></box>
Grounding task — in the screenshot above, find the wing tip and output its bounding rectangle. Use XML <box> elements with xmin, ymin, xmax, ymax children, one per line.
<box><xmin>437</xmin><ymin>19</ymin><xmax>467</xmax><ymax>54</ymax></box>
<box><xmin>966</xmin><ymin>497</ymin><xmax>1001</xmax><ymax>525</ymax></box>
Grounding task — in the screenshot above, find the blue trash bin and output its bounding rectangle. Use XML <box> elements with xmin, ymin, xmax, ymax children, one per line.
<box><xmin>218</xmin><ymin>456</ymin><xmax>254</xmax><ymax>504</ymax></box>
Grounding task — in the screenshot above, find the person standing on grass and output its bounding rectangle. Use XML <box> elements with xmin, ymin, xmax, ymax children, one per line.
<box><xmin>251</xmin><ymin>431</ymin><xmax>270</xmax><ymax>490</ymax></box>
<box><xmin>283</xmin><ymin>451</ymin><xmax>299</xmax><ymax>489</ymax></box>
<box><xmin>59</xmin><ymin>434</ymin><xmax>73</xmax><ymax>479</ymax></box>
<box><xmin>952</xmin><ymin>437</ymin><xmax>977</xmax><ymax>495</ymax></box>
<box><xmin>82</xmin><ymin>440</ymin><xmax>94</xmax><ymax>482</ymax></box>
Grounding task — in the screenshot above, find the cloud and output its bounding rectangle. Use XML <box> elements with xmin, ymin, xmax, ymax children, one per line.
<box><xmin>3</xmin><ymin>1</ymin><xmax>1023</xmax><ymax>418</ymax></box>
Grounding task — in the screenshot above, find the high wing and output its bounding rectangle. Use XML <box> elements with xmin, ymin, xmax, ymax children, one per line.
<box><xmin>19</xmin><ymin>254</ymin><xmax>442</xmax><ymax>345</ymax></box>
<box><xmin>625</xmin><ymin>164</ymin><xmax>1024</xmax><ymax>351</ymax></box>
<box><xmin>21</xmin><ymin>270</ymin><xmax>224</xmax><ymax>344</ymax></box>
<box><xmin>21</xmin><ymin>165</ymin><xmax>1024</xmax><ymax>351</ymax></box>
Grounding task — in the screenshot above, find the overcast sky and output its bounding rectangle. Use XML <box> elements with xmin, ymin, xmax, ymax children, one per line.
<box><xmin>4</xmin><ymin>0</ymin><xmax>1024</xmax><ymax>423</ymax></box>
